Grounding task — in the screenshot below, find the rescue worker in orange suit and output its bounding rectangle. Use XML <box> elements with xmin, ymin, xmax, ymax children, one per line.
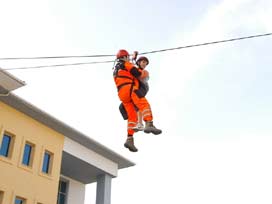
<box><xmin>119</xmin><ymin>56</ymin><xmax>150</xmax><ymax>131</ymax></box>
<box><xmin>113</xmin><ymin>49</ymin><xmax>162</xmax><ymax>152</ymax></box>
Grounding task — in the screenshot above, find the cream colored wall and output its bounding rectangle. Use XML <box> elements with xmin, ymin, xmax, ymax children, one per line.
<box><xmin>0</xmin><ymin>101</ymin><xmax>64</xmax><ymax>204</ymax></box>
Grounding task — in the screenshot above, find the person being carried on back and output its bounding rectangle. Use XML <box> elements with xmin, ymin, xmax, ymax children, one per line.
<box><xmin>113</xmin><ymin>49</ymin><xmax>162</xmax><ymax>152</ymax></box>
<box><xmin>119</xmin><ymin>56</ymin><xmax>150</xmax><ymax>131</ymax></box>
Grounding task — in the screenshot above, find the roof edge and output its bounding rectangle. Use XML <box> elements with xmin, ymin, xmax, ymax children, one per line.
<box><xmin>0</xmin><ymin>93</ymin><xmax>135</xmax><ymax>169</ymax></box>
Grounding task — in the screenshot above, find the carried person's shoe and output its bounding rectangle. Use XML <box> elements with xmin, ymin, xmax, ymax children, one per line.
<box><xmin>144</xmin><ymin>121</ymin><xmax>162</xmax><ymax>135</ymax></box>
<box><xmin>124</xmin><ymin>137</ymin><xmax>138</xmax><ymax>152</ymax></box>
<box><xmin>136</xmin><ymin>123</ymin><xmax>144</xmax><ymax>131</ymax></box>
<box><xmin>132</xmin><ymin>125</ymin><xmax>141</xmax><ymax>132</ymax></box>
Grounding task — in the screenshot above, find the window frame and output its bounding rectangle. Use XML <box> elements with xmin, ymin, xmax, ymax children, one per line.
<box><xmin>41</xmin><ymin>149</ymin><xmax>54</xmax><ymax>175</ymax></box>
<box><xmin>57</xmin><ymin>178</ymin><xmax>69</xmax><ymax>204</ymax></box>
<box><xmin>14</xmin><ymin>196</ymin><xmax>26</xmax><ymax>204</ymax></box>
<box><xmin>21</xmin><ymin>141</ymin><xmax>35</xmax><ymax>167</ymax></box>
<box><xmin>0</xmin><ymin>134</ymin><xmax>11</xmax><ymax>157</ymax></box>
<box><xmin>0</xmin><ymin>131</ymin><xmax>15</xmax><ymax>161</ymax></box>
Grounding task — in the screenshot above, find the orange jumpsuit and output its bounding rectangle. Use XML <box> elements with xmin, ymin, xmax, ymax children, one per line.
<box><xmin>113</xmin><ymin>60</ymin><xmax>153</xmax><ymax>136</ymax></box>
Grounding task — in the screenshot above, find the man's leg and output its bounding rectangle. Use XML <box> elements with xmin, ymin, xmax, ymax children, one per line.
<box><xmin>131</xmin><ymin>92</ymin><xmax>162</xmax><ymax>135</ymax></box>
<box><xmin>122</xmin><ymin>101</ymin><xmax>138</xmax><ymax>152</ymax></box>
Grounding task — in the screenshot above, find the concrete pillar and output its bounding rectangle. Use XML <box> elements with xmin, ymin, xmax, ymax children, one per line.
<box><xmin>96</xmin><ymin>174</ymin><xmax>112</xmax><ymax>204</ymax></box>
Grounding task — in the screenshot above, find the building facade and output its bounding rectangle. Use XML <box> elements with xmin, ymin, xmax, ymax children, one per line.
<box><xmin>0</xmin><ymin>101</ymin><xmax>64</xmax><ymax>204</ymax></box>
<box><xmin>0</xmin><ymin>70</ymin><xmax>134</xmax><ymax>204</ymax></box>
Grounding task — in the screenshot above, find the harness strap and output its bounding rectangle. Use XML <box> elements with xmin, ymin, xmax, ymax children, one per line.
<box><xmin>117</xmin><ymin>82</ymin><xmax>134</xmax><ymax>91</ymax></box>
<box><xmin>115</xmin><ymin>75</ymin><xmax>133</xmax><ymax>80</ymax></box>
<box><xmin>114</xmin><ymin>61</ymin><xmax>135</xmax><ymax>94</ymax></box>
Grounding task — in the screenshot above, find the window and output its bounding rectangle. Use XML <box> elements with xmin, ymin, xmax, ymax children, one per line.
<box><xmin>42</xmin><ymin>151</ymin><xmax>53</xmax><ymax>174</ymax></box>
<box><xmin>0</xmin><ymin>191</ymin><xmax>4</xmax><ymax>204</ymax></box>
<box><xmin>0</xmin><ymin>134</ymin><xmax>11</xmax><ymax>157</ymax></box>
<box><xmin>57</xmin><ymin>180</ymin><xmax>68</xmax><ymax>204</ymax></box>
<box><xmin>22</xmin><ymin>142</ymin><xmax>34</xmax><ymax>166</ymax></box>
<box><xmin>14</xmin><ymin>196</ymin><xmax>26</xmax><ymax>204</ymax></box>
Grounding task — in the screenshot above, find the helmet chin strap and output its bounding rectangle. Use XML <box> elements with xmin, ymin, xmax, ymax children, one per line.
<box><xmin>122</xmin><ymin>56</ymin><xmax>130</xmax><ymax>62</ymax></box>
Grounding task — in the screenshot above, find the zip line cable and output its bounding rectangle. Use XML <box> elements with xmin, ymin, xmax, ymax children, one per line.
<box><xmin>1</xmin><ymin>32</ymin><xmax>272</xmax><ymax>61</ymax></box>
<box><xmin>2</xmin><ymin>32</ymin><xmax>272</xmax><ymax>71</ymax></box>
<box><xmin>0</xmin><ymin>54</ymin><xmax>114</xmax><ymax>61</ymax></box>
<box><xmin>140</xmin><ymin>32</ymin><xmax>272</xmax><ymax>55</ymax></box>
<box><xmin>3</xmin><ymin>60</ymin><xmax>114</xmax><ymax>71</ymax></box>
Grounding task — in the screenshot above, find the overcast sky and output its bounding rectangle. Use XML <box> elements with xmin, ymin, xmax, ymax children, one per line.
<box><xmin>1</xmin><ymin>0</ymin><xmax>272</xmax><ymax>204</ymax></box>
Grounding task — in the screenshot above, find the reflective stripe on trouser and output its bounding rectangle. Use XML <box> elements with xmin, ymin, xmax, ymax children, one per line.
<box><xmin>123</xmin><ymin>102</ymin><xmax>138</xmax><ymax>135</ymax></box>
<box><xmin>118</xmin><ymin>85</ymin><xmax>138</xmax><ymax>135</ymax></box>
<box><xmin>131</xmin><ymin>91</ymin><xmax>153</xmax><ymax>122</ymax></box>
<box><xmin>142</xmin><ymin>108</ymin><xmax>152</xmax><ymax>120</ymax></box>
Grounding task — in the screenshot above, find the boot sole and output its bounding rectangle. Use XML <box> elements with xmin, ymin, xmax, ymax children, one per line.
<box><xmin>124</xmin><ymin>143</ymin><xmax>138</xmax><ymax>152</ymax></box>
<box><xmin>144</xmin><ymin>129</ymin><xmax>162</xmax><ymax>135</ymax></box>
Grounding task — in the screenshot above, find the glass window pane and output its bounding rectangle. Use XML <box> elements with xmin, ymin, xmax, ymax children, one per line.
<box><xmin>15</xmin><ymin>197</ymin><xmax>24</xmax><ymax>204</ymax></box>
<box><xmin>58</xmin><ymin>194</ymin><xmax>65</xmax><ymax>204</ymax></box>
<box><xmin>57</xmin><ymin>180</ymin><xmax>68</xmax><ymax>204</ymax></box>
<box><xmin>60</xmin><ymin>181</ymin><xmax>67</xmax><ymax>193</ymax></box>
<box><xmin>22</xmin><ymin>144</ymin><xmax>32</xmax><ymax>166</ymax></box>
<box><xmin>42</xmin><ymin>152</ymin><xmax>50</xmax><ymax>173</ymax></box>
<box><xmin>0</xmin><ymin>135</ymin><xmax>11</xmax><ymax>157</ymax></box>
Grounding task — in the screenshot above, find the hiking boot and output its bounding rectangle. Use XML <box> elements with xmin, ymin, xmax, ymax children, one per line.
<box><xmin>124</xmin><ymin>137</ymin><xmax>138</xmax><ymax>152</ymax></box>
<box><xmin>144</xmin><ymin>121</ymin><xmax>162</xmax><ymax>135</ymax></box>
